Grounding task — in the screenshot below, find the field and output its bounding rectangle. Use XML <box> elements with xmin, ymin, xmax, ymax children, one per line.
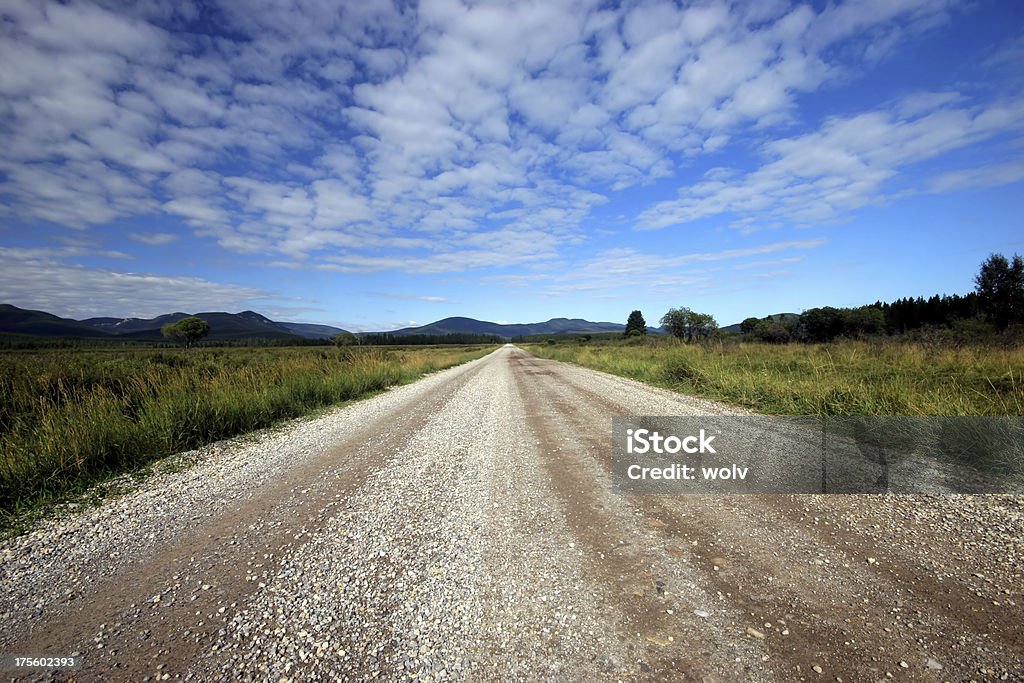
<box><xmin>0</xmin><ymin>344</ymin><xmax>493</xmax><ymax>522</ymax></box>
<box><xmin>524</xmin><ymin>338</ymin><xmax>1024</xmax><ymax>417</ymax></box>
<box><xmin>4</xmin><ymin>338</ymin><xmax>1021</xmax><ymax>529</ymax></box>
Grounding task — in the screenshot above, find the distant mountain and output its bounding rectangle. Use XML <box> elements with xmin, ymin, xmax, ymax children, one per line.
<box><xmin>82</xmin><ymin>312</ymin><xmax>190</xmax><ymax>334</ymax></box>
<box><xmin>117</xmin><ymin>311</ymin><xmax>299</xmax><ymax>341</ymax></box>
<box><xmin>387</xmin><ymin>316</ymin><xmax>628</xmax><ymax>338</ymax></box>
<box><xmin>0</xmin><ymin>304</ymin><xmax>113</xmax><ymax>338</ymax></box>
<box><xmin>3</xmin><ymin>305</ymin><xmax>640</xmax><ymax>343</ymax></box>
<box><xmin>278</xmin><ymin>322</ymin><xmax>349</xmax><ymax>339</ymax></box>
<box><xmin>78</xmin><ymin>310</ymin><xmax>299</xmax><ymax>341</ymax></box>
<box><xmin>4</xmin><ymin>304</ymin><xmax>353</xmax><ymax>342</ymax></box>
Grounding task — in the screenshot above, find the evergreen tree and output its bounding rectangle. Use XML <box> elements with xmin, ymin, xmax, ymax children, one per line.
<box><xmin>975</xmin><ymin>253</ymin><xmax>1024</xmax><ymax>330</ymax></box>
<box><xmin>624</xmin><ymin>310</ymin><xmax>647</xmax><ymax>336</ymax></box>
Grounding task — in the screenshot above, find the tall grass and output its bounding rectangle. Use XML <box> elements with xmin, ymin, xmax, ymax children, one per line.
<box><xmin>524</xmin><ymin>339</ymin><xmax>1024</xmax><ymax>417</ymax></box>
<box><xmin>0</xmin><ymin>345</ymin><xmax>493</xmax><ymax>517</ymax></box>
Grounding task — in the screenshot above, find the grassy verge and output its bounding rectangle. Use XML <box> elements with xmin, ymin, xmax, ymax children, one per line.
<box><xmin>0</xmin><ymin>344</ymin><xmax>494</xmax><ymax>528</ymax></box>
<box><xmin>523</xmin><ymin>339</ymin><xmax>1023</xmax><ymax>416</ymax></box>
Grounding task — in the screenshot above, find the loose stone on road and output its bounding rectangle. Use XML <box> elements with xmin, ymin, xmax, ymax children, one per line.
<box><xmin>2</xmin><ymin>345</ymin><xmax>1022</xmax><ymax>681</ymax></box>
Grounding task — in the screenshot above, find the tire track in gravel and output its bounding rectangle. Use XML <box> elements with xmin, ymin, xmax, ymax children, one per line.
<box><xmin>191</xmin><ymin>342</ymin><xmax>637</xmax><ymax>682</ymax></box>
<box><xmin>511</xmin><ymin>351</ymin><xmax>764</xmax><ymax>682</ymax></box>
<box><xmin>509</xmin><ymin>347</ymin><xmax>1024</xmax><ymax>681</ymax></box>
<box><xmin>560</xmin><ymin>355</ymin><xmax>1024</xmax><ymax>676</ymax></box>
<box><xmin>759</xmin><ymin>495</ymin><xmax>1024</xmax><ymax>656</ymax></box>
<box><xmin>5</xmin><ymin>356</ymin><xmax>493</xmax><ymax>681</ymax></box>
<box><xmin>4</xmin><ymin>345</ymin><xmax>1023</xmax><ymax>682</ymax></box>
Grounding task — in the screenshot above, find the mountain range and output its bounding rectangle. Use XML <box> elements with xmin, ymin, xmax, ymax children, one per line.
<box><xmin>0</xmin><ymin>305</ymin><xmax>641</xmax><ymax>341</ymax></box>
<box><xmin>387</xmin><ymin>316</ymin><xmax>628</xmax><ymax>337</ymax></box>
<box><xmin>82</xmin><ymin>310</ymin><xmax>306</xmax><ymax>341</ymax></box>
<box><xmin>0</xmin><ymin>305</ymin><xmax>336</xmax><ymax>341</ymax></box>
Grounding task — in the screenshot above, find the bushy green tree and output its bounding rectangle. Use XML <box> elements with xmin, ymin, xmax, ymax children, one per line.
<box><xmin>661</xmin><ymin>307</ymin><xmax>717</xmax><ymax>342</ymax></box>
<box><xmin>161</xmin><ymin>316</ymin><xmax>210</xmax><ymax>349</ymax></box>
<box><xmin>842</xmin><ymin>306</ymin><xmax>885</xmax><ymax>338</ymax></box>
<box><xmin>975</xmin><ymin>253</ymin><xmax>1024</xmax><ymax>330</ymax></box>
<box><xmin>797</xmin><ymin>307</ymin><xmax>845</xmax><ymax>343</ymax></box>
<box><xmin>739</xmin><ymin>317</ymin><xmax>761</xmax><ymax>334</ymax></box>
<box><xmin>751</xmin><ymin>319</ymin><xmax>792</xmax><ymax>343</ymax></box>
<box><xmin>331</xmin><ymin>331</ymin><xmax>360</xmax><ymax>346</ymax></box>
<box><xmin>624</xmin><ymin>310</ymin><xmax>647</xmax><ymax>336</ymax></box>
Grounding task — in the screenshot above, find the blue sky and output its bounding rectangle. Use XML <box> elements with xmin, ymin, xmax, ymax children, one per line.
<box><xmin>1</xmin><ymin>0</ymin><xmax>1023</xmax><ymax>331</ymax></box>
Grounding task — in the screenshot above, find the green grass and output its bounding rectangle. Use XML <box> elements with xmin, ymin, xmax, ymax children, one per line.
<box><xmin>0</xmin><ymin>344</ymin><xmax>494</xmax><ymax>526</ymax></box>
<box><xmin>523</xmin><ymin>339</ymin><xmax>1024</xmax><ymax>417</ymax></box>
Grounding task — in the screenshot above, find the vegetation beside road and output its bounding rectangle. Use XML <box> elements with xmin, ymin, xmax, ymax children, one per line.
<box><xmin>525</xmin><ymin>252</ymin><xmax>1023</xmax><ymax>419</ymax></box>
<box><xmin>0</xmin><ymin>344</ymin><xmax>494</xmax><ymax>527</ymax></box>
<box><xmin>524</xmin><ymin>338</ymin><xmax>1023</xmax><ymax>417</ymax></box>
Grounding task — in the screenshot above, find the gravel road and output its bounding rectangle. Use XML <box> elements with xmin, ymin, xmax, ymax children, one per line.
<box><xmin>2</xmin><ymin>345</ymin><xmax>1022</xmax><ymax>681</ymax></box>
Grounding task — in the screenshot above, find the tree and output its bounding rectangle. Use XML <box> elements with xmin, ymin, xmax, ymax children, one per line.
<box><xmin>797</xmin><ymin>307</ymin><xmax>845</xmax><ymax>343</ymax></box>
<box><xmin>161</xmin><ymin>316</ymin><xmax>210</xmax><ymax>349</ymax></box>
<box><xmin>739</xmin><ymin>317</ymin><xmax>761</xmax><ymax>334</ymax></box>
<box><xmin>330</xmin><ymin>331</ymin><xmax>360</xmax><ymax>346</ymax></box>
<box><xmin>660</xmin><ymin>307</ymin><xmax>718</xmax><ymax>342</ymax></box>
<box><xmin>975</xmin><ymin>253</ymin><xmax>1024</xmax><ymax>330</ymax></box>
<box><xmin>751</xmin><ymin>319</ymin><xmax>791</xmax><ymax>343</ymax></box>
<box><xmin>842</xmin><ymin>306</ymin><xmax>885</xmax><ymax>338</ymax></box>
<box><xmin>624</xmin><ymin>310</ymin><xmax>647</xmax><ymax>337</ymax></box>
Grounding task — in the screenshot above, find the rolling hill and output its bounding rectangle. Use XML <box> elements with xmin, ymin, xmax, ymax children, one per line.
<box><xmin>84</xmin><ymin>312</ymin><xmax>348</xmax><ymax>340</ymax></box>
<box><xmin>2</xmin><ymin>304</ymin><xmax>665</xmax><ymax>343</ymax></box>
<box><xmin>386</xmin><ymin>316</ymin><xmax>628</xmax><ymax>338</ymax></box>
<box><xmin>83</xmin><ymin>311</ymin><xmax>301</xmax><ymax>341</ymax></box>
<box><xmin>0</xmin><ymin>304</ymin><xmax>115</xmax><ymax>338</ymax></box>
<box><xmin>278</xmin><ymin>322</ymin><xmax>348</xmax><ymax>339</ymax></box>
<box><xmin>82</xmin><ymin>313</ymin><xmax>191</xmax><ymax>334</ymax></box>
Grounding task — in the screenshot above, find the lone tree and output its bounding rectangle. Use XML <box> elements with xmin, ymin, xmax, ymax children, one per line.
<box><xmin>161</xmin><ymin>316</ymin><xmax>210</xmax><ymax>349</ymax></box>
<box><xmin>660</xmin><ymin>307</ymin><xmax>718</xmax><ymax>342</ymax></box>
<box><xmin>975</xmin><ymin>253</ymin><xmax>1024</xmax><ymax>330</ymax></box>
<box><xmin>624</xmin><ymin>310</ymin><xmax>647</xmax><ymax>337</ymax></box>
<box><xmin>330</xmin><ymin>331</ymin><xmax>360</xmax><ymax>346</ymax></box>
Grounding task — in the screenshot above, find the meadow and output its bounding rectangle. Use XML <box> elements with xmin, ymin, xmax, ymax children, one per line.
<box><xmin>0</xmin><ymin>344</ymin><xmax>493</xmax><ymax>524</ymax></box>
<box><xmin>524</xmin><ymin>338</ymin><xmax>1024</xmax><ymax>417</ymax></box>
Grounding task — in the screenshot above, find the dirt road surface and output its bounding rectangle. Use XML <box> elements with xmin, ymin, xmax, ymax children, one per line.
<box><xmin>2</xmin><ymin>345</ymin><xmax>1022</xmax><ymax>681</ymax></box>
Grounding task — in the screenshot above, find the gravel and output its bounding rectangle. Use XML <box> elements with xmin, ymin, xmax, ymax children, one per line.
<box><xmin>189</xmin><ymin>342</ymin><xmax>629</xmax><ymax>681</ymax></box>
<box><xmin>1</xmin><ymin>354</ymin><xmax>493</xmax><ymax>651</ymax></box>
<box><xmin>2</xmin><ymin>345</ymin><xmax>1022</xmax><ymax>681</ymax></box>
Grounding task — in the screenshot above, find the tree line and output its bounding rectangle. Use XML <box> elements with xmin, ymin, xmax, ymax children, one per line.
<box><xmin>336</xmin><ymin>332</ymin><xmax>505</xmax><ymax>346</ymax></box>
<box><xmin>627</xmin><ymin>253</ymin><xmax>1024</xmax><ymax>344</ymax></box>
<box><xmin>741</xmin><ymin>253</ymin><xmax>1022</xmax><ymax>343</ymax></box>
<box><xmin>621</xmin><ymin>307</ymin><xmax>720</xmax><ymax>342</ymax></box>
<box><xmin>157</xmin><ymin>318</ymin><xmax>503</xmax><ymax>349</ymax></box>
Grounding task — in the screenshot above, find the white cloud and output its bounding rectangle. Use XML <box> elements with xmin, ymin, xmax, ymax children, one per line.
<box><xmin>127</xmin><ymin>232</ymin><xmax>178</xmax><ymax>246</ymax></box>
<box><xmin>639</xmin><ymin>95</ymin><xmax>1024</xmax><ymax>229</ymax></box>
<box><xmin>0</xmin><ymin>247</ymin><xmax>273</xmax><ymax>318</ymax></box>
<box><xmin>929</xmin><ymin>161</ymin><xmax>1024</xmax><ymax>194</ymax></box>
<box><xmin>805</xmin><ymin>0</ymin><xmax>954</xmax><ymax>58</ymax></box>
<box><xmin>893</xmin><ymin>91</ymin><xmax>961</xmax><ymax>118</ymax></box>
<box><xmin>367</xmin><ymin>292</ymin><xmax>452</xmax><ymax>304</ymax></box>
<box><xmin>163</xmin><ymin>197</ymin><xmax>229</xmax><ymax>227</ymax></box>
<box><xmin>0</xmin><ymin>0</ymin><xmax>1003</xmax><ymax>283</ymax></box>
<box><xmin>542</xmin><ymin>239</ymin><xmax>825</xmax><ymax>296</ymax></box>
